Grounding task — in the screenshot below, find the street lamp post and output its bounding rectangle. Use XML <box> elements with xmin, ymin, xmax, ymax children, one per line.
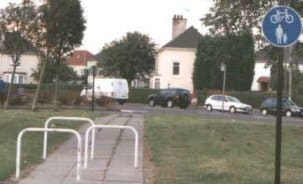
<box><xmin>220</xmin><ymin>63</ymin><xmax>226</xmax><ymax>111</ymax></box>
<box><xmin>288</xmin><ymin>63</ymin><xmax>292</xmax><ymax>101</ymax></box>
<box><xmin>284</xmin><ymin>45</ymin><xmax>293</xmax><ymax>101</ymax></box>
<box><xmin>83</xmin><ymin>69</ymin><xmax>88</xmax><ymax>97</ymax></box>
<box><xmin>91</xmin><ymin>66</ymin><xmax>96</xmax><ymax>112</ymax></box>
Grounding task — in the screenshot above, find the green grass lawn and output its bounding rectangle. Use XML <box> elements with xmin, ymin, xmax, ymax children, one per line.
<box><xmin>145</xmin><ymin>115</ymin><xmax>303</xmax><ymax>184</ymax></box>
<box><xmin>0</xmin><ymin>109</ymin><xmax>100</xmax><ymax>181</ymax></box>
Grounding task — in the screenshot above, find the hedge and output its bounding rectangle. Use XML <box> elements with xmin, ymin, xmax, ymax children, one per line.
<box><xmin>5</xmin><ymin>83</ymin><xmax>303</xmax><ymax>108</ymax></box>
<box><xmin>196</xmin><ymin>89</ymin><xmax>303</xmax><ymax>109</ymax></box>
<box><xmin>3</xmin><ymin>83</ymin><xmax>83</xmax><ymax>106</ymax></box>
<box><xmin>128</xmin><ymin>88</ymin><xmax>159</xmax><ymax>103</ymax></box>
<box><xmin>6</xmin><ymin>85</ymin><xmax>159</xmax><ymax>106</ymax></box>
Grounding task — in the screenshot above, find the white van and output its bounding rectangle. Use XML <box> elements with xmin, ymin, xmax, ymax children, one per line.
<box><xmin>81</xmin><ymin>78</ymin><xmax>129</xmax><ymax>104</ymax></box>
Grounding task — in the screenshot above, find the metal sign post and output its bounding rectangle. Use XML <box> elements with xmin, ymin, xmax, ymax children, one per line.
<box><xmin>262</xmin><ymin>5</ymin><xmax>302</xmax><ymax>184</ymax></box>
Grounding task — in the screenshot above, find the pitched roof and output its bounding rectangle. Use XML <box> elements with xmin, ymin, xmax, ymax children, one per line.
<box><xmin>67</xmin><ymin>50</ymin><xmax>97</xmax><ymax>66</ymax></box>
<box><xmin>0</xmin><ymin>32</ymin><xmax>39</xmax><ymax>54</ymax></box>
<box><xmin>162</xmin><ymin>26</ymin><xmax>202</xmax><ymax>49</ymax></box>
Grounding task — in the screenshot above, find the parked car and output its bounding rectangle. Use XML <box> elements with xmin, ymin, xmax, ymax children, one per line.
<box><xmin>148</xmin><ymin>88</ymin><xmax>191</xmax><ymax>108</ymax></box>
<box><xmin>80</xmin><ymin>78</ymin><xmax>129</xmax><ymax>105</ymax></box>
<box><xmin>260</xmin><ymin>98</ymin><xmax>303</xmax><ymax>117</ymax></box>
<box><xmin>204</xmin><ymin>95</ymin><xmax>252</xmax><ymax>113</ymax></box>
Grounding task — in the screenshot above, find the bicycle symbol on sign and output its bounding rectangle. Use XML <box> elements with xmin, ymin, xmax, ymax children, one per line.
<box><xmin>270</xmin><ymin>9</ymin><xmax>294</xmax><ymax>24</ymax></box>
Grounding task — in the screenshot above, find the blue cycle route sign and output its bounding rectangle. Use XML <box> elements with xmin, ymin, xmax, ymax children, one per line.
<box><xmin>262</xmin><ymin>6</ymin><xmax>302</xmax><ymax>48</ymax></box>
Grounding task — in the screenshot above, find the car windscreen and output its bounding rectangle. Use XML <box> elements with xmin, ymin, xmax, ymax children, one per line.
<box><xmin>227</xmin><ymin>96</ymin><xmax>241</xmax><ymax>103</ymax></box>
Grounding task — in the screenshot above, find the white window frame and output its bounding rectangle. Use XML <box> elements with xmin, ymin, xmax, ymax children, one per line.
<box><xmin>4</xmin><ymin>73</ymin><xmax>26</xmax><ymax>84</ymax></box>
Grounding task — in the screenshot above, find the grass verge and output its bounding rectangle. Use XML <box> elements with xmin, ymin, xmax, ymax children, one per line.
<box><xmin>145</xmin><ymin>115</ymin><xmax>303</xmax><ymax>184</ymax></box>
<box><xmin>0</xmin><ymin>109</ymin><xmax>100</xmax><ymax>181</ymax></box>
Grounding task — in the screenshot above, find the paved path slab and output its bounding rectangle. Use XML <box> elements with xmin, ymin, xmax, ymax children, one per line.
<box><xmin>16</xmin><ymin>113</ymin><xmax>144</xmax><ymax>184</ymax></box>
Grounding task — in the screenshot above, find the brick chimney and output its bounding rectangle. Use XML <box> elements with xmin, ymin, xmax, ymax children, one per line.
<box><xmin>172</xmin><ymin>15</ymin><xmax>187</xmax><ymax>39</ymax></box>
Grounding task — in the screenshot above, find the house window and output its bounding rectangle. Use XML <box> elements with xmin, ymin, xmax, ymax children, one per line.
<box><xmin>18</xmin><ymin>75</ymin><xmax>24</xmax><ymax>84</ymax></box>
<box><xmin>173</xmin><ymin>62</ymin><xmax>180</xmax><ymax>75</ymax></box>
<box><xmin>154</xmin><ymin>79</ymin><xmax>160</xmax><ymax>89</ymax></box>
<box><xmin>13</xmin><ymin>76</ymin><xmax>18</xmax><ymax>83</ymax></box>
<box><xmin>5</xmin><ymin>75</ymin><xmax>9</xmax><ymax>83</ymax></box>
<box><xmin>4</xmin><ymin>73</ymin><xmax>26</xmax><ymax>84</ymax></box>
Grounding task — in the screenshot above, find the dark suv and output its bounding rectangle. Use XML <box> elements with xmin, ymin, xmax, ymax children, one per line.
<box><xmin>260</xmin><ymin>97</ymin><xmax>303</xmax><ymax>117</ymax></box>
<box><xmin>148</xmin><ymin>88</ymin><xmax>191</xmax><ymax>108</ymax></box>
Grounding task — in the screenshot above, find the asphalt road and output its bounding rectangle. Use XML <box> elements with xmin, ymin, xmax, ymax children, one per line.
<box><xmin>112</xmin><ymin>103</ymin><xmax>303</xmax><ymax>125</ymax></box>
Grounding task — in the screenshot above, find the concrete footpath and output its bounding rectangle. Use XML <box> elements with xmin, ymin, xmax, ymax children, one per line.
<box><xmin>17</xmin><ymin>113</ymin><xmax>144</xmax><ymax>184</ymax></box>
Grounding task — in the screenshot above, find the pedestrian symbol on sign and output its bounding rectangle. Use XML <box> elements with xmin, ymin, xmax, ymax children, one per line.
<box><xmin>262</xmin><ymin>6</ymin><xmax>302</xmax><ymax>48</ymax></box>
<box><xmin>275</xmin><ymin>24</ymin><xmax>287</xmax><ymax>44</ymax></box>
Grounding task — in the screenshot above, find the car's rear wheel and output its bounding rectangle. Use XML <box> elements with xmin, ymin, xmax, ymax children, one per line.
<box><xmin>286</xmin><ymin>110</ymin><xmax>292</xmax><ymax>117</ymax></box>
<box><xmin>229</xmin><ymin>106</ymin><xmax>236</xmax><ymax>113</ymax></box>
<box><xmin>261</xmin><ymin>109</ymin><xmax>268</xmax><ymax>116</ymax></box>
<box><xmin>206</xmin><ymin>104</ymin><xmax>213</xmax><ymax>112</ymax></box>
<box><xmin>167</xmin><ymin>100</ymin><xmax>173</xmax><ymax>108</ymax></box>
<box><xmin>149</xmin><ymin>99</ymin><xmax>155</xmax><ymax>107</ymax></box>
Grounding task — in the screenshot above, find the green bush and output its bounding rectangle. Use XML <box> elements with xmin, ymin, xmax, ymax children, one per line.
<box><xmin>229</xmin><ymin>91</ymin><xmax>276</xmax><ymax>109</ymax></box>
<box><xmin>9</xmin><ymin>95</ymin><xmax>31</xmax><ymax>105</ymax></box>
<box><xmin>202</xmin><ymin>90</ymin><xmax>277</xmax><ymax>109</ymax></box>
<box><xmin>58</xmin><ymin>89</ymin><xmax>82</xmax><ymax>105</ymax></box>
<box><xmin>196</xmin><ymin>90</ymin><xmax>207</xmax><ymax>105</ymax></box>
<box><xmin>128</xmin><ymin>88</ymin><xmax>159</xmax><ymax>103</ymax></box>
<box><xmin>6</xmin><ymin>83</ymin><xmax>84</xmax><ymax>106</ymax></box>
<box><xmin>197</xmin><ymin>89</ymin><xmax>303</xmax><ymax>109</ymax></box>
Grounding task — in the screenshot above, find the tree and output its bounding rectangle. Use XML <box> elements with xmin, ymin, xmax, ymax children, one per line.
<box><xmin>193</xmin><ymin>31</ymin><xmax>255</xmax><ymax>91</ymax></box>
<box><xmin>202</xmin><ymin>1</ymin><xmax>274</xmax><ymax>34</ymax></box>
<box><xmin>32</xmin><ymin>59</ymin><xmax>78</xmax><ymax>83</ymax></box>
<box><xmin>38</xmin><ymin>0</ymin><xmax>86</xmax><ymax>109</ymax></box>
<box><xmin>99</xmin><ymin>32</ymin><xmax>156</xmax><ymax>85</ymax></box>
<box><xmin>0</xmin><ymin>1</ymin><xmax>36</xmax><ymax>109</ymax></box>
<box><xmin>202</xmin><ymin>0</ymin><xmax>303</xmax><ymax>45</ymax></box>
<box><xmin>269</xmin><ymin>44</ymin><xmax>303</xmax><ymax>95</ymax></box>
<box><xmin>25</xmin><ymin>1</ymin><xmax>50</xmax><ymax>111</ymax></box>
<box><xmin>193</xmin><ymin>35</ymin><xmax>221</xmax><ymax>89</ymax></box>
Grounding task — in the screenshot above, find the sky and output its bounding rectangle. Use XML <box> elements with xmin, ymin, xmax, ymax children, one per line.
<box><xmin>0</xmin><ymin>0</ymin><xmax>214</xmax><ymax>54</ymax></box>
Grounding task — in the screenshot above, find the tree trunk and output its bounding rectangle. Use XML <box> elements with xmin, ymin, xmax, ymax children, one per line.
<box><xmin>4</xmin><ymin>64</ymin><xmax>17</xmax><ymax>110</ymax></box>
<box><xmin>53</xmin><ymin>74</ymin><xmax>59</xmax><ymax>111</ymax></box>
<box><xmin>31</xmin><ymin>54</ymin><xmax>47</xmax><ymax>111</ymax></box>
<box><xmin>53</xmin><ymin>59</ymin><xmax>61</xmax><ymax>111</ymax></box>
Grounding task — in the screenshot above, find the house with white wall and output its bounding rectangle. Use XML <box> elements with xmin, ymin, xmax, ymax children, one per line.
<box><xmin>150</xmin><ymin>15</ymin><xmax>202</xmax><ymax>92</ymax></box>
<box><xmin>151</xmin><ymin>15</ymin><xmax>303</xmax><ymax>92</ymax></box>
<box><xmin>251</xmin><ymin>47</ymin><xmax>303</xmax><ymax>91</ymax></box>
<box><xmin>0</xmin><ymin>46</ymin><xmax>39</xmax><ymax>84</ymax></box>
<box><xmin>67</xmin><ymin>50</ymin><xmax>98</xmax><ymax>77</ymax></box>
<box><xmin>0</xmin><ymin>30</ymin><xmax>41</xmax><ymax>84</ymax></box>
<box><xmin>251</xmin><ymin>49</ymin><xmax>271</xmax><ymax>91</ymax></box>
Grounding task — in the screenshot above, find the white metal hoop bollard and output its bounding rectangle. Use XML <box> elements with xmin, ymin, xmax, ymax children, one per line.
<box><xmin>43</xmin><ymin>117</ymin><xmax>96</xmax><ymax>159</ymax></box>
<box><xmin>16</xmin><ymin>128</ymin><xmax>82</xmax><ymax>181</ymax></box>
<box><xmin>84</xmin><ymin>125</ymin><xmax>139</xmax><ymax>169</ymax></box>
